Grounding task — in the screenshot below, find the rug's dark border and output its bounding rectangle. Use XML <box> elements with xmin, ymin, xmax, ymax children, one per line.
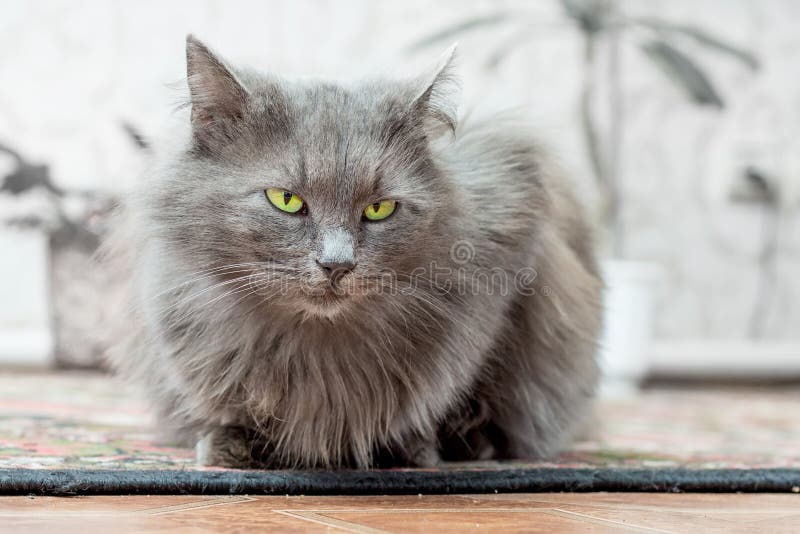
<box><xmin>1</xmin><ymin>468</ymin><xmax>799</xmax><ymax>496</ymax></box>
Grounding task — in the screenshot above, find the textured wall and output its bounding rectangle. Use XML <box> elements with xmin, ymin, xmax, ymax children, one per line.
<box><xmin>1</xmin><ymin>0</ymin><xmax>799</xmax><ymax>340</ymax></box>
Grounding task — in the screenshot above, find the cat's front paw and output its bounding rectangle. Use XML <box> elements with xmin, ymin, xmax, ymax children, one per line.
<box><xmin>373</xmin><ymin>440</ymin><xmax>442</xmax><ymax>468</ymax></box>
<box><xmin>196</xmin><ymin>426</ymin><xmax>261</xmax><ymax>468</ymax></box>
<box><xmin>407</xmin><ymin>443</ymin><xmax>442</xmax><ymax>468</ymax></box>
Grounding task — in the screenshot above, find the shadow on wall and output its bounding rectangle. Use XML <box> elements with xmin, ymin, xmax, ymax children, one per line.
<box><xmin>0</xmin><ymin>134</ymin><xmax>139</xmax><ymax>369</ymax></box>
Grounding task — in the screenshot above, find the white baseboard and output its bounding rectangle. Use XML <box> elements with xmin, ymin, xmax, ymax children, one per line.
<box><xmin>0</xmin><ymin>327</ymin><xmax>53</xmax><ymax>367</ymax></box>
<box><xmin>650</xmin><ymin>340</ymin><xmax>800</xmax><ymax>378</ymax></box>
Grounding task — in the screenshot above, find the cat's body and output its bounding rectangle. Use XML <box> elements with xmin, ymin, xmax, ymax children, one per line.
<box><xmin>106</xmin><ymin>36</ymin><xmax>602</xmax><ymax>469</ymax></box>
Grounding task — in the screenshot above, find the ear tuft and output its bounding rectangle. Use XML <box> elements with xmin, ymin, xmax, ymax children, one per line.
<box><xmin>185</xmin><ymin>35</ymin><xmax>249</xmax><ymax>150</ymax></box>
<box><xmin>411</xmin><ymin>44</ymin><xmax>461</xmax><ymax>137</ymax></box>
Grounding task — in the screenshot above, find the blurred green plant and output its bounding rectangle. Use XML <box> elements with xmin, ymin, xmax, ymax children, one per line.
<box><xmin>409</xmin><ymin>0</ymin><xmax>759</xmax><ymax>256</ymax></box>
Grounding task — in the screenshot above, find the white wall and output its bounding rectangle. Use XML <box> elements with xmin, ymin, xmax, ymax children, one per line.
<box><xmin>1</xmin><ymin>0</ymin><xmax>799</xmax><ymax>347</ymax></box>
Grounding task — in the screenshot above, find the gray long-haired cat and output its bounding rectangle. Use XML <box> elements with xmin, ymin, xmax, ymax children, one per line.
<box><xmin>106</xmin><ymin>35</ymin><xmax>602</xmax><ymax>469</ymax></box>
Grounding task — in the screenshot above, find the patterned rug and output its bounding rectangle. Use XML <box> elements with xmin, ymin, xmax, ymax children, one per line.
<box><xmin>1</xmin><ymin>371</ymin><xmax>799</xmax><ymax>472</ymax></box>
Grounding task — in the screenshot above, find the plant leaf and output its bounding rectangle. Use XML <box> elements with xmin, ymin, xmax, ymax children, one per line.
<box><xmin>483</xmin><ymin>27</ymin><xmax>536</xmax><ymax>70</ymax></box>
<box><xmin>561</xmin><ymin>0</ymin><xmax>612</xmax><ymax>34</ymax></box>
<box><xmin>633</xmin><ymin>17</ymin><xmax>759</xmax><ymax>70</ymax></box>
<box><xmin>641</xmin><ymin>40</ymin><xmax>724</xmax><ymax>108</ymax></box>
<box><xmin>406</xmin><ymin>13</ymin><xmax>510</xmax><ymax>53</ymax></box>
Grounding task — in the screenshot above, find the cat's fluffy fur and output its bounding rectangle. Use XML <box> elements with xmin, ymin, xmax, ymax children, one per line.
<box><xmin>105</xmin><ymin>36</ymin><xmax>603</xmax><ymax>469</ymax></box>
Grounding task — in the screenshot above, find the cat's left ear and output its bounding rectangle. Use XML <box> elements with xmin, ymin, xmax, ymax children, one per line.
<box><xmin>410</xmin><ymin>44</ymin><xmax>460</xmax><ymax>138</ymax></box>
<box><xmin>185</xmin><ymin>35</ymin><xmax>250</xmax><ymax>150</ymax></box>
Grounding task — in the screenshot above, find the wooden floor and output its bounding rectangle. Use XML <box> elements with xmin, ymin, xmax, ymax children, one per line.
<box><xmin>1</xmin><ymin>493</ymin><xmax>799</xmax><ymax>533</ymax></box>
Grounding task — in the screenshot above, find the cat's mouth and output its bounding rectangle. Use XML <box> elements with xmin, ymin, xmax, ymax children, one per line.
<box><xmin>301</xmin><ymin>286</ymin><xmax>351</xmax><ymax>317</ymax></box>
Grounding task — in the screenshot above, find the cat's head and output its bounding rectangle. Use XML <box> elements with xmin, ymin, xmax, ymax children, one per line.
<box><xmin>152</xmin><ymin>36</ymin><xmax>461</xmax><ymax>318</ymax></box>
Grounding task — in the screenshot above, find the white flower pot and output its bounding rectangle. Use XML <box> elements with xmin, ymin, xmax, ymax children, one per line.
<box><xmin>598</xmin><ymin>260</ymin><xmax>662</xmax><ymax>396</ymax></box>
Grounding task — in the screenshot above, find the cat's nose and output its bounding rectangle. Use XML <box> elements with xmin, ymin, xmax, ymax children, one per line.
<box><xmin>317</xmin><ymin>227</ymin><xmax>356</xmax><ymax>283</ymax></box>
<box><xmin>316</xmin><ymin>259</ymin><xmax>356</xmax><ymax>282</ymax></box>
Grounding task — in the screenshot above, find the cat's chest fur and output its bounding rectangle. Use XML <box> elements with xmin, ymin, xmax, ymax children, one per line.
<box><xmin>164</xmin><ymin>290</ymin><xmax>504</xmax><ymax>467</ymax></box>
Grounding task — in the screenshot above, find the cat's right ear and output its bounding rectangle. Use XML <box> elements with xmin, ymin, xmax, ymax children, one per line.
<box><xmin>409</xmin><ymin>44</ymin><xmax>461</xmax><ymax>139</ymax></box>
<box><xmin>185</xmin><ymin>35</ymin><xmax>249</xmax><ymax>151</ymax></box>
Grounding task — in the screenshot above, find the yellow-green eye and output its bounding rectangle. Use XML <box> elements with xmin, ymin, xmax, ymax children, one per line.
<box><xmin>363</xmin><ymin>200</ymin><xmax>397</xmax><ymax>221</ymax></box>
<box><xmin>265</xmin><ymin>188</ymin><xmax>305</xmax><ymax>214</ymax></box>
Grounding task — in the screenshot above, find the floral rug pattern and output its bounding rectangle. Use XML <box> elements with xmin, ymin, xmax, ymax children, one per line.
<box><xmin>1</xmin><ymin>372</ymin><xmax>799</xmax><ymax>470</ymax></box>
